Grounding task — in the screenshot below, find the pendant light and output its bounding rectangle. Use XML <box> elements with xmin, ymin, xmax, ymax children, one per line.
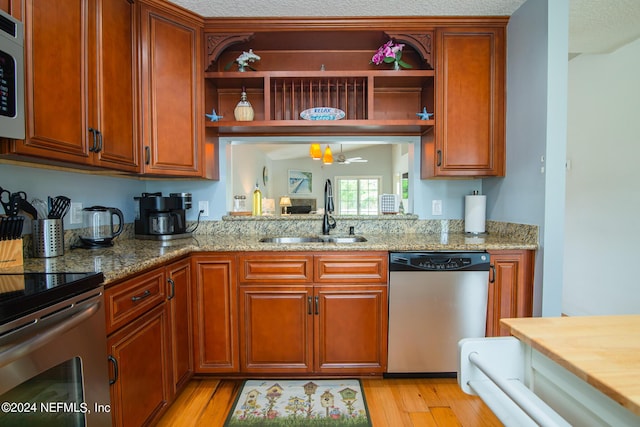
<box><xmin>309</xmin><ymin>143</ymin><xmax>322</xmax><ymax>160</ymax></box>
<box><xmin>322</xmin><ymin>145</ymin><xmax>333</xmax><ymax>165</ymax></box>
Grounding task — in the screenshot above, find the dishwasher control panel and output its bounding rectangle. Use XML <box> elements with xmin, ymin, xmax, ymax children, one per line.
<box><xmin>389</xmin><ymin>252</ymin><xmax>489</xmax><ymax>271</ymax></box>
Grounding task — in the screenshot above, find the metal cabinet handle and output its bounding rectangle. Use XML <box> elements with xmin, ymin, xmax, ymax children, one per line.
<box><xmin>95</xmin><ymin>129</ymin><xmax>103</xmax><ymax>153</ymax></box>
<box><xmin>437</xmin><ymin>149</ymin><xmax>442</xmax><ymax>167</ymax></box>
<box><xmin>145</xmin><ymin>146</ymin><xmax>151</xmax><ymax>165</ymax></box>
<box><xmin>88</xmin><ymin>127</ymin><xmax>98</xmax><ymax>152</ymax></box>
<box><xmin>108</xmin><ymin>355</ymin><xmax>118</xmax><ymax>385</ymax></box>
<box><xmin>314</xmin><ymin>296</ymin><xmax>319</xmax><ymax>315</ymax></box>
<box><xmin>307</xmin><ymin>297</ymin><xmax>312</xmax><ymax>315</ymax></box>
<box><xmin>489</xmin><ymin>264</ymin><xmax>496</xmax><ymax>284</ymax></box>
<box><xmin>167</xmin><ymin>278</ymin><xmax>175</xmax><ymax>300</ymax></box>
<box><xmin>131</xmin><ymin>289</ymin><xmax>151</xmax><ymax>302</ymax></box>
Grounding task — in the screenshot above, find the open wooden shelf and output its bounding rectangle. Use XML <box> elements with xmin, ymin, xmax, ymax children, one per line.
<box><xmin>204</xmin><ymin>70</ymin><xmax>435</xmax><ymax>135</ymax></box>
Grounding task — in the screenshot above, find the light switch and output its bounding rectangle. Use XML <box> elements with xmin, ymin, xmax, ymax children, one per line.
<box><xmin>432</xmin><ymin>200</ymin><xmax>442</xmax><ymax>216</ymax></box>
<box><xmin>70</xmin><ymin>202</ymin><xmax>83</xmax><ymax>224</ymax></box>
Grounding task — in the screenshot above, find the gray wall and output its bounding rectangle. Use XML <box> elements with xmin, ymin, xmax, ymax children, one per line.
<box><xmin>484</xmin><ymin>0</ymin><xmax>568</xmax><ymax>316</ymax></box>
<box><xmin>563</xmin><ymin>37</ymin><xmax>640</xmax><ymax>315</ymax></box>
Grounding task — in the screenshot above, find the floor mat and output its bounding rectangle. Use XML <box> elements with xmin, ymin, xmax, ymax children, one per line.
<box><xmin>224</xmin><ymin>379</ymin><xmax>372</xmax><ymax>426</ymax></box>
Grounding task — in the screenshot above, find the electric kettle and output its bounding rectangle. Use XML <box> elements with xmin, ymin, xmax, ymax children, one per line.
<box><xmin>79</xmin><ymin>206</ymin><xmax>124</xmax><ymax>248</ymax></box>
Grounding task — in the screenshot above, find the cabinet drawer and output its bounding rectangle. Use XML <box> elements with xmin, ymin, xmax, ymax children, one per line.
<box><xmin>105</xmin><ymin>268</ymin><xmax>166</xmax><ymax>335</ymax></box>
<box><xmin>239</xmin><ymin>254</ymin><xmax>313</xmax><ymax>284</ymax></box>
<box><xmin>315</xmin><ymin>253</ymin><xmax>388</xmax><ymax>283</ymax></box>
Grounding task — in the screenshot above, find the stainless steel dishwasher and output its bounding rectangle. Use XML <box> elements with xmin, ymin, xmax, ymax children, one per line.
<box><xmin>387</xmin><ymin>251</ymin><xmax>490</xmax><ymax>376</ymax></box>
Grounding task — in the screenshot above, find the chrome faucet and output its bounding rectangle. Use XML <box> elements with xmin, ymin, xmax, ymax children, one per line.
<box><xmin>322</xmin><ymin>179</ymin><xmax>336</xmax><ymax>235</ymax></box>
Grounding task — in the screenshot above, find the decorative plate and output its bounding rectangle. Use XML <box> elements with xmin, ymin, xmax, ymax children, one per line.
<box><xmin>300</xmin><ymin>107</ymin><xmax>345</xmax><ymax>121</ymax></box>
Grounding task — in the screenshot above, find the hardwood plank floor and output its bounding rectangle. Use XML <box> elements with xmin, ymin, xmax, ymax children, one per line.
<box><xmin>156</xmin><ymin>377</ymin><xmax>502</xmax><ymax>426</ymax></box>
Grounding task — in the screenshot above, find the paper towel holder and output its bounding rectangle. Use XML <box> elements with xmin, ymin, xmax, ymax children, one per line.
<box><xmin>465</xmin><ymin>191</ymin><xmax>488</xmax><ymax>235</ymax></box>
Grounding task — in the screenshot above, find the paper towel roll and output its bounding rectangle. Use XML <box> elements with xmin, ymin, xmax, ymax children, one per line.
<box><xmin>465</xmin><ymin>195</ymin><xmax>486</xmax><ymax>234</ymax></box>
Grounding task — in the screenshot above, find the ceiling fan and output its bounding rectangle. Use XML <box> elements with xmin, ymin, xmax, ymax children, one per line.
<box><xmin>336</xmin><ymin>145</ymin><xmax>368</xmax><ymax>165</ymax></box>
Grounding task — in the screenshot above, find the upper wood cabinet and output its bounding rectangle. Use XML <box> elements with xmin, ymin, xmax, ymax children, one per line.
<box><xmin>421</xmin><ymin>27</ymin><xmax>506</xmax><ymax>178</ymax></box>
<box><xmin>1</xmin><ymin>0</ymin><xmax>139</xmax><ymax>172</ymax></box>
<box><xmin>138</xmin><ymin>1</ymin><xmax>205</xmax><ymax>177</ymax></box>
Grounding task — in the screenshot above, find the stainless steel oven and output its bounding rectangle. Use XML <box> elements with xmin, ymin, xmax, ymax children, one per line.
<box><xmin>0</xmin><ymin>273</ymin><xmax>111</xmax><ymax>426</ymax></box>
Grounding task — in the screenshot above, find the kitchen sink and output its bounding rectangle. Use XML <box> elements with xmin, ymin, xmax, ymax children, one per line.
<box><xmin>259</xmin><ymin>235</ymin><xmax>367</xmax><ymax>244</ymax></box>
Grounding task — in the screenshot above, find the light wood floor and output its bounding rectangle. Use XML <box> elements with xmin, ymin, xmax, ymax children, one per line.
<box><xmin>156</xmin><ymin>377</ymin><xmax>503</xmax><ymax>426</ymax></box>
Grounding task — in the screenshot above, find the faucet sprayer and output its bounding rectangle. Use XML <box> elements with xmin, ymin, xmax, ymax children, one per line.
<box><xmin>322</xmin><ymin>179</ymin><xmax>336</xmax><ymax>235</ymax></box>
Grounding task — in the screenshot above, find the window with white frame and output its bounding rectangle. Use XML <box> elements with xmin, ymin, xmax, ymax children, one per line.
<box><xmin>335</xmin><ymin>176</ymin><xmax>381</xmax><ymax>215</ymax></box>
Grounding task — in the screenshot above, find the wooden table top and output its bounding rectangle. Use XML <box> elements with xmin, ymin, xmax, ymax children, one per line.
<box><xmin>501</xmin><ymin>315</ymin><xmax>640</xmax><ymax>417</ymax></box>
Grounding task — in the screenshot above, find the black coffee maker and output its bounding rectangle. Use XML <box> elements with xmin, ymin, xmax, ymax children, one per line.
<box><xmin>134</xmin><ymin>192</ymin><xmax>192</xmax><ymax>240</ymax></box>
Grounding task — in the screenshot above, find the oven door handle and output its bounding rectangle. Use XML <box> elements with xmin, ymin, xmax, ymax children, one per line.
<box><xmin>0</xmin><ymin>296</ymin><xmax>102</xmax><ymax>369</ymax></box>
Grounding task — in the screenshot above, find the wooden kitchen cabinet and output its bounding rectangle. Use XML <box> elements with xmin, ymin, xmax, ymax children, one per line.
<box><xmin>1</xmin><ymin>0</ymin><xmax>139</xmax><ymax>172</ymax></box>
<box><xmin>315</xmin><ymin>285</ymin><xmax>387</xmax><ymax>374</ymax></box>
<box><xmin>138</xmin><ymin>1</ymin><xmax>204</xmax><ymax>176</ymax></box>
<box><xmin>238</xmin><ymin>252</ymin><xmax>388</xmax><ymax>375</ymax></box>
<box><xmin>421</xmin><ymin>27</ymin><xmax>505</xmax><ymax>178</ymax></box>
<box><xmin>165</xmin><ymin>257</ymin><xmax>193</xmax><ymax>395</ymax></box>
<box><xmin>105</xmin><ymin>260</ymin><xmax>193</xmax><ymax>426</ymax></box>
<box><xmin>191</xmin><ymin>254</ymin><xmax>239</xmax><ymax>373</ymax></box>
<box><xmin>485</xmin><ymin>250</ymin><xmax>535</xmax><ymax>337</ymax></box>
<box><xmin>240</xmin><ymin>285</ymin><xmax>313</xmax><ymax>373</ymax></box>
<box><xmin>108</xmin><ymin>303</ymin><xmax>171</xmax><ymax>427</ymax></box>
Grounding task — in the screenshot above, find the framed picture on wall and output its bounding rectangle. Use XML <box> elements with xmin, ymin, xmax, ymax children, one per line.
<box><xmin>288</xmin><ymin>170</ymin><xmax>312</xmax><ymax>194</ymax></box>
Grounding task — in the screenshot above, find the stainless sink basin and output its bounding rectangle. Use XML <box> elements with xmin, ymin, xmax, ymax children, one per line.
<box><xmin>259</xmin><ymin>236</ymin><xmax>324</xmax><ymax>243</ymax></box>
<box><xmin>259</xmin><ymin>235</ymin><xmax>367</xmax><ymax>244</ymax></box>
<box><xmin>323</xmin><ymin>236</ymin><xmax>367</xmax><ymax>243</ymax></box>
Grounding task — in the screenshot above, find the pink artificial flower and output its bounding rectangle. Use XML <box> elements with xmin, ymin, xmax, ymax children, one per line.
<box><xmin>371</xmin><ymin>40</ymin><xmax>405</xmax><ymax>65</ymax></box>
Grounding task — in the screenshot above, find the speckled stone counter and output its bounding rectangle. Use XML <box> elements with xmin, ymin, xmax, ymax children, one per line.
<box><xmin>15</xmin><ymin>217</ymin><xmax>538</xmax><ymax>285</ymax></box>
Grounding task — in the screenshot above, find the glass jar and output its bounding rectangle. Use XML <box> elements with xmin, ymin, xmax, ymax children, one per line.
<box><xmin>233</xmin><ymin>195</ymin><xmax>246</xmax><ymax>212</ymax></box>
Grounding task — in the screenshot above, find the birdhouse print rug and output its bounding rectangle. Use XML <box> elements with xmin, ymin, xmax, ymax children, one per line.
<box><xmin>224</xmin><ymin>379</ymin><xmax>372</xmax><ymax>426</ymax></box>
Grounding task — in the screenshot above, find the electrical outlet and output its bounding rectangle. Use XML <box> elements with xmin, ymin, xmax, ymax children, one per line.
<box><xmin>198</xmin><ymin>201</ymin><xmax>209</xmax><ymax>217</ymax></box>
<box><xmin>70</xmin><ymin>202</ymin><xmax>83</xmax><ymax>224</ymax></box>
<box><xmin>432</xmin><ymin>200</ymin><xmax>443</xmax><ymax>216</ymax></box>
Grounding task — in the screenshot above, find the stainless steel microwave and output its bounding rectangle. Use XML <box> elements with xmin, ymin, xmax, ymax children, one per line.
<box><xmin>0</xmin><ymin>9</ymin><xmax>24</xmax><ymax>139</ymax></box>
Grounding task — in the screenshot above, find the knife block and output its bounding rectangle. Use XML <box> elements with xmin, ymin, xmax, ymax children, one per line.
<box><xmin>0</xmin><ymin>238</ymin><xmax>23</xmax><ymax>268</ymax></box>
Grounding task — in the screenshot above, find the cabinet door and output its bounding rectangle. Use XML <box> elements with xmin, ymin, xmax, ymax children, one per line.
<box><xmin>486</xmin><ymin>250</ymin><xmax>535</xmax><ymax>337</ymax></box>
<box><xmin>315</xmin><ymin>285</ymin><xmax>388</xmax><ymax>374</ymax></box>
<box><xmin>108</xmin><ymin>304</ymin><xmax>171</xmax><ymax>427</ymax></box>
<box><xmin>139</xmin><ymin>3</ymin><xmax>202</xmax><ymax>176</ymax></box>
<box><xmin>192</xmin><ymin>255</ymin><xmax>238</xmax><ymax>373</ymax></box>
<box><xmin>166</xmin><ymin>258</ymin><xmax>193</xmax><ymax>395</ymax></box>
<box><xmin>16</xmin><ymin>0</ymin><xmax>90</xmax><ymax>162</ymax></box>
<box><xmin>92</xmin><ymin>0</ymin><xmax>138</xmax><ymax>171</ymax></box>
<box><xmin>239</xmin><ymin>286</ymin><xmax>313</xmax><ymax>373</ymax></box>
<box><xmin>423</xmin><ymin>27</ymin><xmax>505</xmax><ymax>178</ymax></box>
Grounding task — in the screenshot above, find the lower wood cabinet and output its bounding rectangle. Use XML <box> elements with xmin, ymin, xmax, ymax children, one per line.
<box><xmin>191</xmin><ymin>254</ymin><xmax>239</xmax><ymax>373</ymax></box>
<box><xmin>238</xmin><ymin>252</ymin><xmax>388</xmax><ymax>375</ymax></box>
<box><xmin>107</xmin><ymin>303</ymin><xmax>171</xmax><ymax>427</ymax></box>
<box><xmin>486</xmin><ymin>250</ymin><xmax>535</xmax><ymax>337</ymax></box>
<box><xmin>105</xmin><ymin>257</ymin><xmax>193</xmax><ymax>426</ymax></box>
<box><xmin>315</xmin><ymin>285</ymin><xmax>388</xmax><ymax>374</ymax></box>
<box><xmin>166</xmin><ymin>258</ymin><xmax>194</xmax><ymax>394</ymax></box>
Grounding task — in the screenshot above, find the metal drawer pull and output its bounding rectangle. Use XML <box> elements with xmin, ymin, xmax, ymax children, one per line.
<box><xmin>307</xmin><ymin>297</ymin><xmax>312</xmax><ymax>315</ymax></box>
<box><xmin>167</xmin><ymin>278</ymin><xmax>176</xmax><ymax>300</ymax></box>
<box><xmin>314</xmin><ymin>296</ymin><xmax>319</xmax><ymax>315</ymax></box>
<box><xmin>131</xmin><ymin>289</ymin><xmax>152</xmax><ymax>302</ymax></box>
<box><xmin>108</xmin><ymin>355</ymin><xmax>118</xmax><ymax>385</ymax></box>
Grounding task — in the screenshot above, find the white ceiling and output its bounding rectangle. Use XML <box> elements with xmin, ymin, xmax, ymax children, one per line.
<box><xmin>169</xmin><ymin>0</ymin><xmax>640</xmax><ymax>54</ymax></box>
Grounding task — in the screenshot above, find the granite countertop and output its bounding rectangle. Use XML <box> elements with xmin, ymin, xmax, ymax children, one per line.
<box><xmin>17</xmin><ymin>230</ymin><xmax>537</xmax><ymax>285</ymax></box>
<box><xmin>501</xmin><ymin>315</ymin><xmax>640</xmax><ymax>417</ymax></box>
